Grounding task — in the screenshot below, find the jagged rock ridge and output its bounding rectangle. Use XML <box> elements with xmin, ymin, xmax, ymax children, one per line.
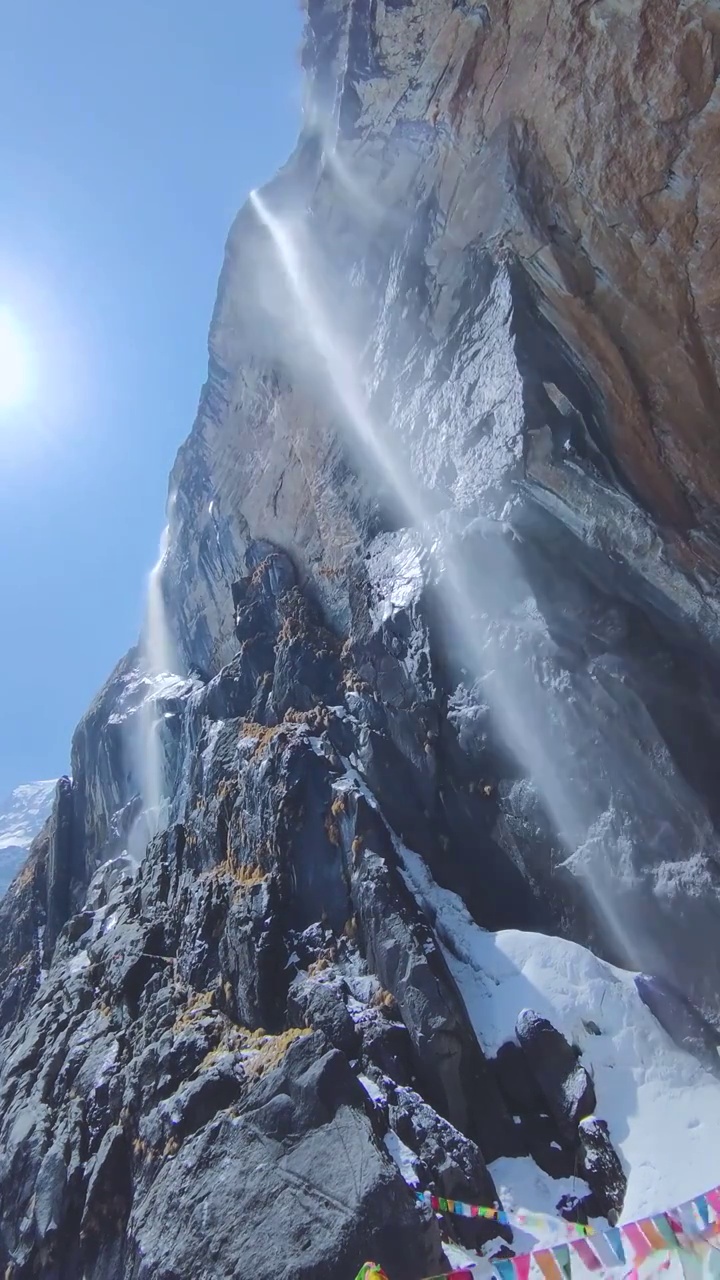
<box><xmin>1</xmin><ymin>1</ymin><xmax>720</xmax><ymax>1277</ymax></box>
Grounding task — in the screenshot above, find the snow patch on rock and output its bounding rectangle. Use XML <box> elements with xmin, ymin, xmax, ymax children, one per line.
<box><xmin>367</xmin><ymin>529</ymin><xmax>426</xmax><ymax>627</ymax></box>
<box><xmin>383</xmin><ymin>1130</ymin><xmax>419</xmax><ymax>1188</ymax></box>
<box><xmin>394</xmin><ymin>839</ymin><xmax>720</xmax><ymax>1220</ymax></box>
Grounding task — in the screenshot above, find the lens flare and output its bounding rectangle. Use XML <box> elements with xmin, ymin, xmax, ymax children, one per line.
<box><xmin>0</xmin><ymin>307</ymin><xmax>32</xmax><ymax>411</ymax></box>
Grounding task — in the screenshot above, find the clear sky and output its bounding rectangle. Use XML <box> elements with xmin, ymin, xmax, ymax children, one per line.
<box><xmin>0</xmin><ymin>1</ymin><xmax>303</xmax><ymax>797</ymax></box>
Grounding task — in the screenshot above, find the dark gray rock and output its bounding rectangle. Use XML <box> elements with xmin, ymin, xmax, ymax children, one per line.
<box><xmin>635</xmin><ymin>974</ymin><xmax>720</xmax><ymax>1077</ymax></box>
<box><xmin>341</xmin><ymin>789</ymin><xmax>519</xmax><ymax>1161</ymax></box>
<box><xmin>219</xmin><ymin>877</ymin><xmax>288</xmax><ymax>1031</ymax></box>
<box><xmin>491</xmin><ymin>1040</ymin><xmax>575</xmax><ymax>1178</ymax></box>
<box><xmin>515</xmin><ymin>1009</ymin><xmax>596</xmax><ymax>1145</ymax></box>
<box><xmin>81</xmin><ymin>1125</ymin><xmax>132</xmax><ymax>1240</ymax></box>
<box><xmin>270</xmin><ymin>587</ymin><xmax>342</xmax><ymax>720</ymax></box>
<box><xmin>388</xmin><ymin>1082</ymin><xmax>508</xmax><ymax>1254</ymax></box>
<box><xmin>127</xmin><ymin>1038</ymin><xmax>445</xmax><ymax>1280</ymax></box>
<box><xmin>34</xmin><ymin>1145</ymin><xmax>67</xmax><ymax>1243</ymax></box>
<box><xmin>360</xmin><ymin>1013</ymin><xmax>416</xmax><ymax>1086</ymax></box>
<box><xmin>0</xmin><ymin>829</ymin><xmax>47</xmax><ymax>1032</ymax></box>
<box><xmin>45</xmin><ymin>777</ymin><xmax>76</xmax><ymax>958</ymax></box>
<box><xmin>287</xmin><ymin>971</ymin><xmax>360</xmax><ymax>1056</ymax></box>
<box><xmin>578</xmin><ymin>1116</ymin><xmax>627</xmax><ymax>1220</ymax></box>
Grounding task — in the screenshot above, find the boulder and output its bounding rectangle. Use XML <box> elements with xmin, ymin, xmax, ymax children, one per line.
<box><xmin>515</xmin><ymin>1009</ymin><xmax>596</xmax><ymax>1145</ymax></box>
<box><xmin>578</xmin><ymin>1116</ymin><xmax>627</xmax><ymax>1219</ymax></box>
<box><xmin>128</xmin><ymin>1037</ymin><xmax>445</xmax><ymax>1280</ymax></box>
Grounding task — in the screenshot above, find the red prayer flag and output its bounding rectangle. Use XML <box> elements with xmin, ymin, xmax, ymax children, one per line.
<box><xmin>707</xmin><ymin>1189</ymin><xmax>720</xmax><ymax>1216</ymax></box>
<box><xmin>512</xmin><ymin>1253</ymin><xmax>531</xmax><ymax>1280</ymax></box>
<box><xmin>623</xmin><ymin>1223</ymin><xmax>656</xmax><ymax>1262</ymax></box>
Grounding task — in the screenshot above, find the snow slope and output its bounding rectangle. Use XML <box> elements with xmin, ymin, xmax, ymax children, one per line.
<box><xmin>396</xmin><ymin>841</ymin><xmax>720</xmax><ymax>1224</ymax></box>
<box><xmin>0</xmin><ymin>779</ymin><xmax>57</xmax><ymax>899</ymax></box>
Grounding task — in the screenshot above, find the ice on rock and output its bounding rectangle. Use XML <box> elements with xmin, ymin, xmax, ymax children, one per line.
<box><xmin>394</xmin><ymin>838</ymin><xmax>720</xmax><ymax>1219</ymax></box>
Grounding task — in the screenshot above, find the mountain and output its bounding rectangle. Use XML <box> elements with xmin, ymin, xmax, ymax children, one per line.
<box><xmin>0</xmin><ymin>780</ymin><xmax>57</xmax><ymax>899</ymax></box>
<box><xmin>1</xmin><ymin>2</ymin><xmax>720</xmax><ymax>1277</ymax></box>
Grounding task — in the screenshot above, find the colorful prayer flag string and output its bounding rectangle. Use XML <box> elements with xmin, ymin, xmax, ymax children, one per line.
<box><xmin>357</xmin><ymin>1181</ymin><xmax>720</xmax><ymax>1280</ymax></box>
<box><xmin>415</xmin><ymin>1190</ymin><xmax>594</xmax><ymax>1238</ymax></box>
<box><xmin>357</xmin><ymin>1183</ymin><xmax>720</xmax><ymax>1280</ymax></box>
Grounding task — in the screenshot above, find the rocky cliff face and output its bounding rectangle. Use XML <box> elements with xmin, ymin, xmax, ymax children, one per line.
<box><xmin>2</xmin><ymin>2</ymin><xmax>720</xmax><ymax>1277</ymax></box>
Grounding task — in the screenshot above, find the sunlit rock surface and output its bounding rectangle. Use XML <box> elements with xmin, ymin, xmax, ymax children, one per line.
<box><xmin>2</xmin><ymin>2</ymin><xmax>720</xmax><ymax>1276</ymax></box>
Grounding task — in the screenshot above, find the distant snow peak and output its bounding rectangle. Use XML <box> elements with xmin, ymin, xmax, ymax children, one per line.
<box><xmin>0</xmin><ymin>778</ymin><xmax>57</xmax><ymax>851</ymax></box>
<box><xmin>0</xmin><ymin>778</ymin><xmax>58</xmax><ymax>900</ymax></box>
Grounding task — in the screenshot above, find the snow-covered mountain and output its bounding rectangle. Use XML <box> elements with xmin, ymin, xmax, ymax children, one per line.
<box><xmin>0</xmin><ymin>780</ymin><xmax>57</xmax><ymax>899</ymax></box>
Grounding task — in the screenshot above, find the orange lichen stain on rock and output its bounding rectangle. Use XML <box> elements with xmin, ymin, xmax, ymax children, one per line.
<box><xmin>238</xmin><ymin>721</ymin><xmax>289</xmax><ymax>757</ymax></box>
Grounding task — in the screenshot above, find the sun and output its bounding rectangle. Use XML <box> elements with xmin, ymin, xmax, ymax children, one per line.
<box><xmin>0</xmin><ymin>307</ymin><xmax>32</xmax><ymax>411</ymax></box>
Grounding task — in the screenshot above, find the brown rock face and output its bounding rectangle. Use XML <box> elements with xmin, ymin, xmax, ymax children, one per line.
<box><xmin>489</xmin><ymin>2</ymin><xmax>719</xmax><ymax>521</ymax></box>
<box><xmin>365</xmin><ymin>0</ymin><xmax>720</xmax><ymax>549</ymax></box>
<box><xmin>160</xmin><ymin>0</ymin><xmax>720</xmax><ymax>677</ymax></box>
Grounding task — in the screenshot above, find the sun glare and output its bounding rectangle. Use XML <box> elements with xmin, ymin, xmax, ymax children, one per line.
<box><xmin>0</xmin><ymin>307</ymin><xmax>32</xmax><ymax>411</ymax></box>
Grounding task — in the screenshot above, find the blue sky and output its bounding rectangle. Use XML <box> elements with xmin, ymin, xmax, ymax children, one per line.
<box><xmin>0</xmin><ymin>1</ymin><xmax>303</xmax><ymax>797</ymax></box>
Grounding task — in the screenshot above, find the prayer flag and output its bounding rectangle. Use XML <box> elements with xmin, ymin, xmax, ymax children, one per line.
<box><xmin>588</xmin><ymin>1230</ymin><xmax>624</xmax><ymax>1269</ymax></box>
<box><xmin>570</xmin><ymin>1237</ymin><xmax>602</xmax><ymax>1271</ymax></box>
<box><xmin>512</xmin><ymin>1253</ymin><xmax>532</xmax><ymax>1280</ymax></box>
<box><xmin>693</xmin><ymin>1196</ymin><xmax>711</xmax><ymax>1229</ymax></box>
<box><xmin>649</xmin><ymin>1215</ymin><xmax>680</xmax><ymax>1249</ymax></box>
<box><xmin>553</xmin><ymin>1244</ymin><xmax>572</xmax><ymax>1280</ymax></box>
<box><xmin>622</xmin><ymin>1223</ymin><xmax>653</xmax><ymax>1263</ymax></box>
<box><xmin>494</xmin><ymin>1258</ymin><xmax>516</xmax><ymax>1280</ymax></box>
<box><xmin>639</xmin><ymin>1218</ymin><xmax>672</xmax><ymax>1252</ymax></box>
<box><xmin>533</xmin><ymin>1248</ymin><xmax>563</xmax><ymax>1280</ymax></box>
<box><xmin>707</xmin><ymin>1190</ymin><xmax>720</xmax><ymax>1217</ymax></box>
<box><xmin>603</xmin><ymin>1227</ymin><xmax>626</xmax><ymax>1265</ymax></box>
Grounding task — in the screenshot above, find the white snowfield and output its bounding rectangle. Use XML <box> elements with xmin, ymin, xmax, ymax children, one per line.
<box><xmin>396</xmin><ymin>842</ymin><xmax>720</xmax><ymax>1226</ymax></box>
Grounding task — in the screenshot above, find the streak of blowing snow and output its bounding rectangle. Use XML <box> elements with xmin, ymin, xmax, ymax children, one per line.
<box><xmin>250</xmin><ymin>188</ymin><xmax>720</xmax><ymax>1242</ymax></box>
<box><xmin>249</xmin><ymin>187</ymin><xmax>645</xmax><ymax>970</ymax></box>
<box><xmin>135</xmin><ymin>521</ymin><xmax>179</xmax><ymax>837</ymax></box>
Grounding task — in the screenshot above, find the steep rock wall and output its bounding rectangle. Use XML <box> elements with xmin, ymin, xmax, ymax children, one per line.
<box><xmin>165</xmin><ymin>0</ymin><xmax>720</xmax><ymax>668</ymax></box>
<box><xmin>2</xmin><ymin>2</ymin><xmax>720</xmax><ymax>1276</ymax></box>
<box><xmin>150</xmin><ymin>0</ymin><xmax>720</xmax><ymax>999</ymax></box>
